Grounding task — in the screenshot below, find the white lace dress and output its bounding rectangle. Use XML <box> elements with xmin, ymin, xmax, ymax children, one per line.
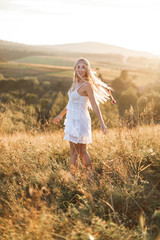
<box><xmin>63</xmin><ymin>82</ymin><xmax>92</xmax><ymax>144</ymax></box>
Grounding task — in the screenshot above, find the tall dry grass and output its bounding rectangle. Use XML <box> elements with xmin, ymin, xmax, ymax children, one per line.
<box><xmin>0</xmin><ymin>125</ymin><xmax>160</xmax><ymax>239</ymax></box>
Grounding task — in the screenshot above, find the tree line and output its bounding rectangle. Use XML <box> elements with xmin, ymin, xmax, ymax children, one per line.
<box><xmin>0</xmin><ymin>69</ymin><xmax>160</xmax><ymax>133</ymax></box>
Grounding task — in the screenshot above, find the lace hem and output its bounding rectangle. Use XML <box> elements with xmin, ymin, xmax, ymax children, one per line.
<box><xmin>63</xmin><ymin>133</ymin><xmax>92</xmax><ymax>144</ymax></box>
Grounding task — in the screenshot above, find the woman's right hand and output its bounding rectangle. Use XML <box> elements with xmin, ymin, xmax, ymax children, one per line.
<box><xmin>53</xmin><ymin>115</ymin><xmax>62</xmax><ymax>124</ymax></box>
<box><xmin>100</xmin><ymin>122</ymin><xmax>107</xmax><ymax>135</ymax></box>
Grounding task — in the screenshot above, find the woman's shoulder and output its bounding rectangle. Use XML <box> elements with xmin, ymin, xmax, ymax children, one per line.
<box><xmin>84</xmin><ymin>82</ymin><xmax>92</xmax><ymax>91</ymax></box>
<box><xmin>84</xmin><ymin>81</ymin><xmax>91</xmax><ymax>88</ymax></box>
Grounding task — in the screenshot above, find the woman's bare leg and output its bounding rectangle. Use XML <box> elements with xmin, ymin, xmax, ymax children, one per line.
<box><xmin>69</xmin><ymin>141</ymin><xmax>80</xmax><ymax>177</ymax></box>
<box><xmin>79</xmin><ymin>144</ymin><xmax>93</xmax><ymax>178</ymax></box>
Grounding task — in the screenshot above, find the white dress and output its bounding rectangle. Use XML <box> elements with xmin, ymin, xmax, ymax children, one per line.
<box><xmin>63</xmin><ymin>82</ymin><xmax>92</xmax><ymax>144</ymax></box>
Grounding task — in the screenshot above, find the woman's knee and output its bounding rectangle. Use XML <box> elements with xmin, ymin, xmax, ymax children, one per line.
<box><xmin>70</xmin><ymin>142</ymin><xmax>80</xmax><ymax>156</ymax></box>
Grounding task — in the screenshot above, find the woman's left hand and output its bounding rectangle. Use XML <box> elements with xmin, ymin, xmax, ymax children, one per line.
<box><xmin>112</xmin><ymin>99</ymin><xmax>116</xmax><ymax>104</ymax></box>
<box><xmin>53</xmin><ymin>115</ymin><xmax>62</xmax><ymax>124</ymax></box>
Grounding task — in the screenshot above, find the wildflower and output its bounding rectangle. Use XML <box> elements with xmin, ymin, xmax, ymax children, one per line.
<box><xmin>148</xmin><ymin>148</ymin><xmax>155</xmax><ymax>156</ymax></box>
<box><xmin>148</xmin><ymin>149</ymin><xmax>153</xmax><ymax>153</ymax></box>
<box><xmin>88</xmin><ymin>234</ymin><xmax>94</xmax><ymax>240</ymax></box>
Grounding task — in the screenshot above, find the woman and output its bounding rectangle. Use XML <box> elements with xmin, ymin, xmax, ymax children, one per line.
<box><xmin>54</xmin><ymin>58</ymin><xmax>116</xmax><ymax>179</ymax></box>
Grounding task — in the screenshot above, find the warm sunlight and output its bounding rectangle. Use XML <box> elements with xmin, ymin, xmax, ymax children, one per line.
<box><xmin>0</xmin><ymin>0</ymin><xmax>160</xmax><ymax>54</ymax></box>
<box><xmin>1</xmin><ymin>2</ymin><xmax>160</xmax><ymax>239</ymax></box>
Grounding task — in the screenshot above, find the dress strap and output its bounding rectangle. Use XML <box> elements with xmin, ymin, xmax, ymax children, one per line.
<box><xmin>76</xmin><ymin>82</ymin><xmax>87</xmax><ymax>91</ymax></box>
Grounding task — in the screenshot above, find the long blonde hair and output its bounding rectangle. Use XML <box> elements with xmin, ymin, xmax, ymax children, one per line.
<box><xmin>71</xmin><ymin>57</ymin><xmax>115</xmax><ymax>110</ymax></box>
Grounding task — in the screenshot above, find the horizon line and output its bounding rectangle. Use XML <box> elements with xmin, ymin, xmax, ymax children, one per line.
<box><xmin>1</xmin><ymin>38</ymin><xmax>160</xmax><ymax>58</ymax></box>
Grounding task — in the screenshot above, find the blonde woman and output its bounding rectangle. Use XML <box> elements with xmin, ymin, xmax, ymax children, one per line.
<box><xmin>54</xmin><ymin>58</ymin><xmax>116</xmax><ymax>179</ymax></box>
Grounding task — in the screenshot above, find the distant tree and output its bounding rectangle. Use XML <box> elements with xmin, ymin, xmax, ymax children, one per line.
<box><xmin>23</xmin><ymin>76</ymin><xmax>39</xmax><ymax>85</ymax></box>
<box><xmin>56</xmin><ymin>80</ymin><xmax>63</xmax><ymax>91</ymax></box>
<box><xmin>118</xmin><ymin>87</ymin><xmax>137</xmax><ymax>115</ymax></box>
<box><xmin>49</xmin><ymin>91</ymin><xmax>68</xmax><ymax>130</ymax></box>
<box><xmin>111</xmin><ymin>70</ymin><xmax>138</xmax><ymax>115</ymax></box>
<box><xmin>9</xmin><ymin>91</ymin><xmax>19</xmax><ymax>98</ymax></box>
<box><xmin>90</xmin><ymin>101</ymin><xmax>119</xmax><ymax>128</ymax></box>
<box><xmin>112</xmin><ymin>70</ymin><xmax>132</xmax><ymax>93</ymax></box>
<box><xmin>41</xmin><ymin>81</ymin><xmax>51</xmax><ymax>90</ymax></box>
<box><xmin>120</xmin><ymin>70</ymin><xmax>129</xmax><ymax>81</ymax></box>
<box><xmin>137</xmin><ymin>91</ymin><xmax>160</xmax><ymax>123</ymax></box>
<box><xmin>24</xmin><ymin>93</ymin><xmax>39</xmax><ymax>104</ymax></box>
<box><xmin>0</xmin><ymin>93</ymin><xmax>14</xmax><ymax>103</ymax></box>
<box><xmin>40</xmin><ymin>98</ymin><xmax>51</xmax><ymax>108</ymax></box>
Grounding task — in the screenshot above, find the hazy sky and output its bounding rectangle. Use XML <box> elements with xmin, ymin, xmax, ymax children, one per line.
<box><xmin>0</xmin><ymin>0</ymin><xmax>160</xmax><ymax>55</ymax></box>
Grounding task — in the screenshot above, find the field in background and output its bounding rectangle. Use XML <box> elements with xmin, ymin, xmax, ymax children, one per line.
<box><xmin>1</xmin><ymin>55</ymin><xmax>157</xmax><ymax>87</ymax></box>
<box><xmin>1</xmin><ymin>39</ymin><xmax>160</xmax><ymax>88</ymax></box>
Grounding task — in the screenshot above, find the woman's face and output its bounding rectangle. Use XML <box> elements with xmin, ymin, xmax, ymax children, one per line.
<box><xmin>76</xmin><ymin>62</ymin><xmax>87</xmax><ymax>78</ymax></box>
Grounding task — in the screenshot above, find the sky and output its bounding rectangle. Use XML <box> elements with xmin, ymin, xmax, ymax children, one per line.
<box><xmin>0</xmin><ymin>0</ymin><xmax>160</xmax><ymax>55</ymax></box>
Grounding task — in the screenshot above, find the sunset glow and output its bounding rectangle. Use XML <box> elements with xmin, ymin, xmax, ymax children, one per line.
<box><xmin>0</xmin><ymin>0</ymin><xmax>160</xmax><ymax>55</ymax></box>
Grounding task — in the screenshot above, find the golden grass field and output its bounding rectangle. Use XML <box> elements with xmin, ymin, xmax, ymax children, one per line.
<box><xmin>0</xmin><ymin>51</ymin><xmax>160</xmax><ymax>239</ymax></box>
<box><xmin>0</xmin><ymin>124</ymin><xmax>160</xmax><ymax>239</ymax></box>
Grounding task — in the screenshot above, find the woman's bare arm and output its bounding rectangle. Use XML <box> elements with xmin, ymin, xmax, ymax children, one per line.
<box><xmin>85</xmin><ymin>83</ymin><xmax>104</xmax><ymax>125</ymax></box>
<box><xmin>53</xmin><ymin>106</ymin><xmax>67</xmax><ymax>124</ymax></box>
<box><xmin>85</xmin><ymin>83</ymin><xmax>107</xmax><ymax>134</ymax></box>
<box><xmin>59</xmin><ymin>107</ymin><xmax>67</xmax><ymax>119</ymax></box>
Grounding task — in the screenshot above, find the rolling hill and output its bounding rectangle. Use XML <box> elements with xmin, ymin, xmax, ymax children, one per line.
<box><xmin>1</xmin><ymin>39</ymin><xmax>160</xmax><ymax>59</ymax></box>
<box><xmin>38</xmin><ymin>41</ymin><xmax>160</xmax><ymax>58</ymax></box>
